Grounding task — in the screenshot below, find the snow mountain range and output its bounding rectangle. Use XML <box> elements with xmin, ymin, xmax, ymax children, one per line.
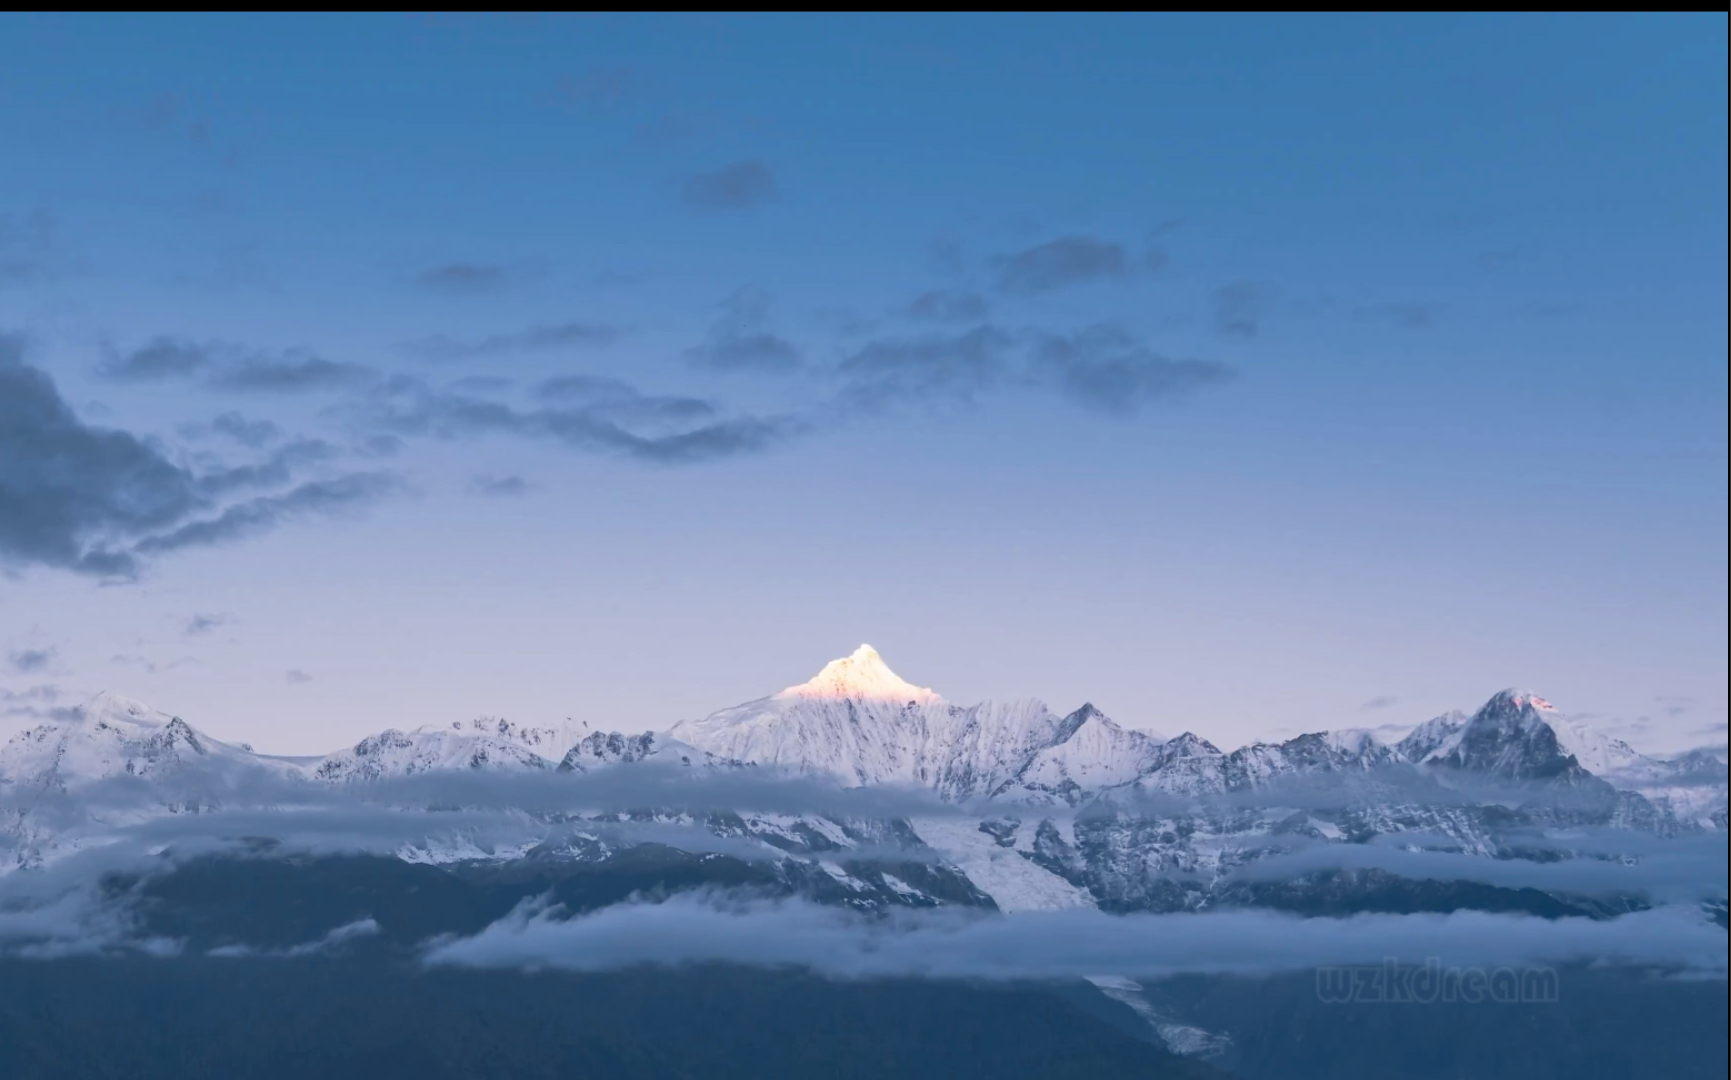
<box><xmin>4</xmin><ymin>645</ymin><xmax>1725</xmax><ymax>916</ymax></box>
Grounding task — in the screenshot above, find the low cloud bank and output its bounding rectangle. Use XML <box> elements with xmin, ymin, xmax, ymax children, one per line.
<box><xmin>424</xmin><ymin>892</ymin><xmax>1728</xmax><ymax>980</ymax></box>
<box><xmin>1227</xmin><ymin>831</ymin><xmax>1728</xmax><ymax>905</ymax></box>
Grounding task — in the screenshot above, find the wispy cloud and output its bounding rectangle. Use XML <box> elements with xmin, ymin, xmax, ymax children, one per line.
<box><xmin>1213</xmin><ymin>281</ymin><xmax>1277</xmax><ymax>337</ymax></box>
<box><xmin>906</xmin><ymin>290</ymin><xmax>990</xmax><ymax>324</ymax></box>
<box><xmin>1354</xmin><ymin>302</ymin><xmax>1441</xmax><ymax>329</ymax></box>
<box><xmin>836</xmin><ymin>324</ymin><xmax>1232</xmax><ymax>418</ymax></box>
<box><xmin>405</xmin><ymin>322</ymin><xmax>622</xmax><ymax>362</ymax></box>
<box><xmin>1027</xmin><ymin>326</ymin><xmax>1234</xmax><ymax>417</ymax></box>
<box><xmin>132</xmin><ymin>474</ymin><xmax>400</xmax><ymax>557</ymax></box>
<box><xmin>7</xmin><ymin>648</ymin><xmax>54</xmax><ymax>674</ymax></box>
<box><xmin>209</xmin><ymin>413</ymin><xmax>282</xmax><ymax>447</ymax></box>
<box><xmin>991</xmin><ymin>236</ymin><xmax>1144</xmax><ymax>295</ymax></box>
<box><xmin>100</xmin><ymin>337</ymin><xmax>372</xmax><ymax>393</ymax></box>
<box><xmin>467</xmin><ymin>474</ymin><xmax>531</xmax><ymax>498</ymax></box>
<box><xmin>369</xmin><ymin>375</ymin><xmax>800</xmax><ymax>465</ymax></box>
<box><xmin>0</xmin><ymin>208</ymin><xmax>60</xmax><ymax>285</ymax></box>
<box><xmin>543</xmin><ymin>68</ymin><xmax>634</xmax><ymax>111</ymax></box>
<box><xmin>684</xmin><ymin>287</ymin><xmax>802</xmax><ymax>373</ymax></box>
<box><xmin>183</xmin><ymin>613</ymin><xmax>231</xmax><ymax>636</ymax></box>
<box><xmin>413</xmin><ymin>263</ymin><xmax>514</xmax><ymax>293</ymax></box>
<box><xmin>683</xmin><ymin>160</ymin><xmax>777</xmax><ymax>211</ymax></box>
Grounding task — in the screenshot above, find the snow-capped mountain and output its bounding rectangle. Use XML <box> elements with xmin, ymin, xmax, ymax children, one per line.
<box><xmin>3</xmin><ymin>647</ymin><xmax>1724</xmax><ymax>919</ymax></box>
<box><xmin>0</xmin><ymin>692</ymin><xmax>304</xmax><ymax>871</ymax></box>
<box><xmin>667</xmin><ymin>644</ymin><xmax>1159</xmax><ymax>801</ymax></box>
<box><xmin>1397</xmin><ymin>689</ymin><xmax>1588</xmax><ymax>782</ymax></box>
<box><xmin>313</xmin><ymin>716</ymin><xmax>590</xmax><ymax>781</ymax></box>
<box><xmin>557</xmin><ymin>729</ymin><xmax>724</xmax><ymax>771</ymax></box>
<box><xmin>0</xmin><ymin>691</ymin><xmax>289</xmax><ymax>797</ymax></box>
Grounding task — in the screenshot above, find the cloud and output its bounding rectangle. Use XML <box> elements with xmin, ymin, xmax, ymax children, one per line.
<box><xmin>0</xmin><ymin>208</ymin><xmax>59</xmax><ymax>285</ymax></box>
<box><xmin>7</xmin><ymin>648</ymin><xmax>54</xmax><ymax>674</ymax></box>
<box><xmin>183</xmin><ymin>613</ymin><xmax>230</xmax><ymax>636</ymax></box>
<box><xmin>423</xmin><ymin>892</ymin><xmax>1727</xmax><ymax>980</ymax></box>
<box><xmin>100</xmin><ymin>337</ymin><xmax>372</xmax><ymax>393</ymax></box>
<box><xmin>209</xmin><ymin>413</ymin><xmax>282</xmax><ymax>448</ymax></box>
<box><xmin>544</xmin><ymin>68</ymin><xmax>633</xmax><ymax>110</ymax></box>
<box><xmin>683</xmin><ymin>286</ymin><xmax>803</xmax><ymax>374</ymax></box>
<box><xmin>1354</xmin><ymin>302</ymin><xmax>1441</xmax><ymax>329</ymax></box>
<box><xmin>991</xmin><ymin>236</ymin><xmax>1132</xmax><ymax>295</ymax></box>
<box><xmin>691</xmin><ymin>333</ymin><xmax>802</xmax><ymax>373</ymax></box>
<box><xmin>838</xmin><ymin>326</ymin><xmax>1013</xmax><ymax>410</ymax></box>
<box><xmin>405</xmin><ymin>322</ymin><xmax>622</xmax><ymax>362</ymax></box>
<box><xmin>285</xmin><ymin>669</ymin><xmax>312</xmax><ymax>684</ymax></box>
<box><xmin>1213</xmin><ymin>281</ymin><xmax>1276</xmax><ymax>337</ymax></box>
<box><xmin>3</xmin><ymin>338</ymin><xmax>208</xmax><ymax>576</ymax></box>
<box><xmin>1027</xmin><ymin>326</ymin><xmax>1234</xmax><ymax>417</ymax></box>
<box><xmin>2</xmin><ymin>337</ymin><xmax>372</xmax><ymax>578</ymax></box>
<box><xmin>907</xmin><ymin>290</ymin><xmax>989</xmax><ymax>324</ymax></box>
<box><xmin>100</xmin><ymin>337</ymin><xmax>211</xmax><ymax>381</ymax></box>
<box><xmin>529</xmin><ymin>376</ymin><xmax>720</xmax><ymax>428</ymax></box>
<box><xmin>414</xmin><ymin>264</ymin><xmax>514</xmax><ymax>293</ymax></box>
<box><xmin>683</xmin><ymin>160</ymin><xmax>777</xmax><ymax>210</ymax></box>
<box><xmin>209</xmin><ymin>354</ymin><xmax>372</xmax><ymax>392</ymax></box>
<box><xmin>928</xmin><ymin>233</ymin><xmax>967</xmax><ymax>278</ymax></box>
<box><xmin>210</xmin><ymin>917</ymin><xmax>381</xmax><ymax>959</ymax></box>
<box><xmin>0</xmin><ymin>880</ymin><xmax>143</xmax><ymax>958</ymax></box>
<box><xmin>836</xmin><ymin>324</ymin><xmax>1232</xmax><ymax>418</ymax></box>
<box><xmin>1226</xmin><ymin>831</ymin><xmax>1728</xmax><ymax>907</ymax></box>
<box><xmin>1655</xmin><ymin>696</ymin><xmax>1694</xmax><ymax>720</ymax></box>
<box><xmin>468</xmin><ymin>474</ymin><xmax>530</xmax><ymax>498</ymax></box>
<box><xmin>368</xmin><ymin>376</ymin><xmax>797</xmax><ymax>465</ymax></box>
<box><xmin>132</xmin><ymin>473</ymin><xmax>400</xmax><ymax>556</ymax></box>
<box><xmin>194</xmin><ymin>438</ymin><xmax>339</xmax><ymax>499</ymax></box>
<box><xmin>0</xmin><ymin>684</ymin><xmax>69</xmax><ymax>722</ymax></box>
<box><xmin>1362</xmin><ymin>696</ymin><xmax>1400</xmax><ymax>711</ymax></box>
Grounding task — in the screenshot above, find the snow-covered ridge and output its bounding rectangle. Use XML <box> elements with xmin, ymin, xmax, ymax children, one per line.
<box><xmin>4</xmin><ymin>652</ymin><xmax>1725</xmax><ymax>862</ymax></box>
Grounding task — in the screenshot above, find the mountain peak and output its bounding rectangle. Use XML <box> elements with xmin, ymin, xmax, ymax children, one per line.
<box><xmin>1484</xmin><ymin>688</ymin><xmax>1558</xmax><ymax>714</ymax></box>
<box><xmin>775</xmin><ymin>644</ymin><xmax>940</xmax><ymax>704</ymax></box>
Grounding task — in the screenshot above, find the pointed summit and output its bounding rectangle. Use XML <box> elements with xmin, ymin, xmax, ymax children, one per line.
<box><xmin>775</xmin><ymin>644</ymin><xmax>940</xmax><ymax>703</ymax></box>
<box><xmin>1484</xmin><ymin>688</ymin><xmax>1558</xmax><ymax>714</ymax></box>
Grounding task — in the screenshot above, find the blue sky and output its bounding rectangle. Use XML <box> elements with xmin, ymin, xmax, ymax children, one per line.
<box><xmin>1</xmin><ymin>13</ymin><xmax>1725</xmax><ymax>754</ymax></box>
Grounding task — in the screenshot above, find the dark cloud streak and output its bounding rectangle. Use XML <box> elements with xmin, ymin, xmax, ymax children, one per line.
<box><xmin>406</xmin><ymin>322</ymin><xmax>622</xmax><ymax>362</ymax></box>
<box><xmin>132</xmin><ymin>473</ymin><xmax>400</xmax><ymax>556</ymax></box>
<box><xmin>1213</xmin><ymin>281</ymin><xmax>1276</xmax><ymax>337</ymax></box>
<box><xmin>7</xmin><ymin>649</ymin><xmax>54</xmax><ymax>674</ymax></box>
<box><xmin>100</xmin><ymin>338</ymin><xmax>372</xmax><ymax>393</ymax></box>
<box><xmin>835</xmin><ymin>324</ymin><xmax>1233</xmax><ymax>418</ymax></box>
<box><xmin>685</xmin><ymin>287</ymin><xmax>802</xmax><ymax>373</ymax></box>
<box><xmin>1</xmin><ymin>335</ymin><xmax>397</xmax><ymax>579</ymax></box>
<box><xmin>414</xmin><ymin>263</ymin><xmax>512</xmax><ymax>293</ymax></box>
<box><xmin>907</xmin><ymin>290</ymin><xmax>989</xmax><ymax>324</ymax></box>
<box><xmin>992</xmin><ymin>236</ymin><xmax>1133</xmax><ymax>295</ymax></box>
<box><xmin>683</xmin><ymin>160</ymin><xmax>777</xmax><ymax>211</ymax></box>
<box><xmin>370</xmin><ymin>377</ymin><xmax>797</xmax><ymax>465</ymax></box>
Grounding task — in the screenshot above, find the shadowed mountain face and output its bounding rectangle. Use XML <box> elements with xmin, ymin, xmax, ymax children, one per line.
<box><xmin>1128</xmin><ymin>966</ymin><xmax>1728</xmax><ymax>1080</ymax></box>
<box><xmin>0</xmin><ymin>958</ymin><xmax>1226</xmax><ymax>1080</ymax></box>
<box><xmin>0</xmin><ymin>954</ymin><xmax>1720</xmax><ymax>1080</ymax></box>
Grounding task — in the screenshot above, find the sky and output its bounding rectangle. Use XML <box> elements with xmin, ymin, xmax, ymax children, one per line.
<box><xmin>1</xmin><ymin>13</ymin><xmax>1725</xmax><ymax>757</ymax></box>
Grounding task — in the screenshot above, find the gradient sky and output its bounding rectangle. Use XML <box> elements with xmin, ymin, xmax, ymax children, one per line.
<box><xmin>1</xmin><ymin>13</ymin><xmax>1725</xmax><ymax>756</ymax></box>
